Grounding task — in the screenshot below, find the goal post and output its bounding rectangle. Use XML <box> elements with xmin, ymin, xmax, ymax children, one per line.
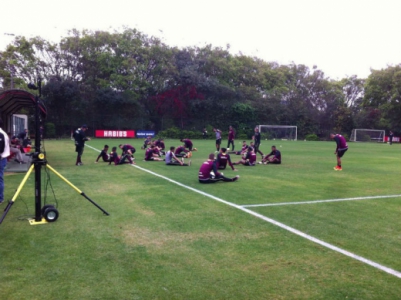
<box><xmin>258</xmin><ymin>125</ymin><xmax>297</xmax><ymax>141</ymax></box>
<box><xmin>350</xmin><ymin>129</ymin><xmax>385</xmax><ymax>142</ymax></box>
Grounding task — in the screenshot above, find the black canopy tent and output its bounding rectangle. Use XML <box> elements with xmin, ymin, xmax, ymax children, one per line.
<box><xmin>0</xmin><ymin>89</ymin><xmax>47</xmax><ymax>132</ymax></box>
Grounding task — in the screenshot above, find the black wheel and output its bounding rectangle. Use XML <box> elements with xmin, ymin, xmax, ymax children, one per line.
<box><xmin>41</xmin><ymin>204</ymin><xmax>55</xmax><ymax>216</ymax></box>
<box><xmin>43</xmin><ymin>207</ymin><xmax>59</xmax><ymax>222</ymax></box>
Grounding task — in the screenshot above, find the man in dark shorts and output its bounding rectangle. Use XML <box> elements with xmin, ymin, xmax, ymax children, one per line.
<box><xmin>73</xmin><ymin>124</ymin><xmax>91</xmax><ymax>166</ymax></box>
<box><xmin>165</xmin><ymin>146</ymin><xmax>190</xmax><ymax>166</ymax></box>
<box><xmin>213</xmin><ymin>128</ymin><xmax>222</xmax><ymax>152</ymax></box>
<box><xmin>198</xmin><ymin>153</ymin><xmax>239</xmax><ymax>184</ymax></box>
<box><xmin>389</xmin><ymin>131</ymin><xmax>394</xmax><ymax>145</ymax></box>
<box><xmin>252</xmin><ymin>127</ymin><xmax>264</xmax><ymax>159</ymax></box>
<box><xmin>215</xmin><ymin>148</ymin><xmax>237</xmax><ymax>171</ymax></box>
<box><xmin>174</xmin><ymin>145</ymin><xmax>191</xmax><ymax>158</ymax></box>
<box><xmin>259</xmin><ymin>145</ymin><xmax>281</xmax><ymax>164</ymax></box>
<box><xmin>227</xmin><ymin>126</ymin><xmax>235</xmax><ymax>151</ymax></box>
<box><xmin>330</xmin><ymin>133</ymin><xmax>348</xmax><ymax>171</ymax></box>
<box><xmin>228</xmin><ymin>140</ymin><xmax>248</xmax><ymax>155</ymax></box>
<box><xmin>95</xmin><ymin>145</ymin><xmax>110</xmax><ymax>163</ymax></box>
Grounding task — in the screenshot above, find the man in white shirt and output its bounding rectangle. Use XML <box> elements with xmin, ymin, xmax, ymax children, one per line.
<box><xmin>0</xmin><ymin>118</ymin><xmax>10</xmax><ymax>204</ymax></box>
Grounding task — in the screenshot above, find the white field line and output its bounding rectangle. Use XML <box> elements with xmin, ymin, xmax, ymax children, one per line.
<box><xmin>86</xmin><ymin>144</ymin><xmax>401</xmax><ymax>279</ymax></box>
<box><xmin>241</xmin><ymin>194</ymin><xmax>401</xmax><ymax>208</ymax></box>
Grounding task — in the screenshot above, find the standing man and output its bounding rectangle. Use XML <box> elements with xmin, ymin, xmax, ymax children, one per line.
<box><xmin>227</xmin><ymin>126</ymin><xmax>235</xmax><ymax>151</ymax></box>
<box><xmin>252</xmin><ymin>127</ymin><xmax>264</xmax><ymax>159</ymax></box>
<box><xmin>202</xmin><ymin>128</ymin><xmax>208</xmax><ymax>139</ymax></box>
<box><xmin>389</xmin><ymin>131</ymin><xmax>394</xmax><ymax>145</ymax></box>
<box><xmin>0</xmin><ymin>118</ymin><xmax>10</xmax><ymax>204</ymax></box>
<box><xmin>213</xmin><ymin>128</ymin><xmax>222</xmax><ymax>152</ymax></box>
<box><xmin>330</xmin><ymin>133</ymin><xmax>348</xmax><ymax>171</ymax></box>
<box><xmin>73</xmin><ymin>124</ymin><xmax>91</xmax><ymax>166</ymax></box>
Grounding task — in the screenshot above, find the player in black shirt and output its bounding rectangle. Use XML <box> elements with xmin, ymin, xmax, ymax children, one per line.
<box><xmin>73</xmin><ymin>124</ymin><xmax>91</xmax><ymax>166</ymax></box>
<box><xmin>252</xmin><ymin>127</ymin><xmax>264</xmax><ymax>159</ymax></box>
<box><xmin>95</xmin><ymin>145</ymin><xmax>110</xmax><ymax>163</ymax></box>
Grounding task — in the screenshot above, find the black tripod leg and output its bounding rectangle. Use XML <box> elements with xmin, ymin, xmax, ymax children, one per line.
<box><xmin>46</xmin><ymin>164</ymin><xmax>109</xmax><ymax>216</ymax></box>
<box><xmin>0</xmin><ymin>164</ymin><xmax>35</xmax><ymax>225</ymax></box>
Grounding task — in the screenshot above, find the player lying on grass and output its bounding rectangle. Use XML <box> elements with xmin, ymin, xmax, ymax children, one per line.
<box><xmin>258</xmin><ymin>145</ymin><xmax>281</xmax><ymax>164</ymax></box>
<box><xmin>198</xmin><ymin>153</ymin><xmax>239</xmax><ymax>184</ymax></box>
<box><xmin>144</xmin><ymin>145</ymin><xmax>164</xmax><ymax>161</ymax></box>
<box><xmin>95</xmin><ymin>145</ymin><xmax>110</xmax><ymax>163</ymax></box>
<box><xmin>180</xmin><ymin>138</ymin><xmax>197</xmax><ymax>151</ymax></box>
<box><xmin>215</xmin><ymin>148</ymin><xmax>237</xmax><ymax>171</ymax></box>
<box><xmin>165</xmin><ymin>147</ymin><xmax>190</xmax><ymax>166</ymax></box>
<box><xmin>232</xmin><ymin>146</ymin><xmax>257</xmax><ymax>166</ymax></box>
<box><xmin>109</xmin><ymin>147</ymin><xmax>135</xmax><ymax>165</ymax></box>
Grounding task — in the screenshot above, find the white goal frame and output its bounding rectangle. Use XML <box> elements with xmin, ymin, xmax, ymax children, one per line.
<box><xmin>258</xmin><ymin>125</ymin><xmax>297</xmax><ymax>141</ymax></box>
<box><xmin>350</xmin><ymin>129</ymin><xmax>385</xmax><ymax>142</ymax></box>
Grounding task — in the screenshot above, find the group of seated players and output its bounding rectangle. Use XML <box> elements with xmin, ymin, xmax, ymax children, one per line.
<box><xmin>95</xmin><ymin>138</ymin><xmax>198</xmax><ymax>166</ymax></box>
<box><xmin>95</xmin><ymin>137</ymin><xmax>282</xmax><ymax>184</ymax></box>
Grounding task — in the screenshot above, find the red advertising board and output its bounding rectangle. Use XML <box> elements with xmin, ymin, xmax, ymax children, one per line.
<box><xmin>95</xmin><ymin>130</ymin><xmax>135</xmax><ymax>138</ymax></box>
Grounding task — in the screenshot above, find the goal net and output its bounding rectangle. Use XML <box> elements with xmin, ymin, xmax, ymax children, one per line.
<box><xmin>350</xmin><ymin>129</ymin><xmax>385</xmax><ymax>142</ymax></box>
<box><xmin>258</xmin><ymin>125</ymin><xmax>297</xmax><ymax>141</ymax></box>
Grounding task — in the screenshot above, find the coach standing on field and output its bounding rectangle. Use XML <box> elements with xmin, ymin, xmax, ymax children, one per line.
<box><xmin>74</xmin><ymin>124</ymin><xmax>91</xmax><ymax>166</ymax></box>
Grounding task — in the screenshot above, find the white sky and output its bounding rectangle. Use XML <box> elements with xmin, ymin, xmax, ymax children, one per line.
<box><xmin>1</xmin><ymin>0</ymin><xmax>401</xmax><ymax>79</ymax></box>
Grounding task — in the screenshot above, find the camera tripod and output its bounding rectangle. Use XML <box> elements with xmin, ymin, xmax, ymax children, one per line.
<box><xmin>0</xmin><ymin>79</ymin><xmax>109</xmax><ymax>226</ymax></box>
<box><xmin>0</xmin><ymin>153</ymin><xmax>109</xmax><ymax>225</ymax></box>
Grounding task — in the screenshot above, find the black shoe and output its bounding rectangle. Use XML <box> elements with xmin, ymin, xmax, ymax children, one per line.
<box><xmin>232</xmin><ymin>175</ymin><xmax>240</xmax><ymax>182</ymax></box>
<box><xmin>14</xmin><ymin>159</ymin><xmax>21</xmax><ymax>163</ymax></box>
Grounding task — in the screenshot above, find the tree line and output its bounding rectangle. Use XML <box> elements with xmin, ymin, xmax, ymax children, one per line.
<box><xmin>0</xmin><ymin>27</ymin><xmax>400</xmax><ymax>139</ymax></box>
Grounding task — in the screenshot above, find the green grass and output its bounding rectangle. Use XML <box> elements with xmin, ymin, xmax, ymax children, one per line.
<box><xmin>1</xmin><ymin>138</ymin><xmax>400</xmax><ymax>299</ymax></box>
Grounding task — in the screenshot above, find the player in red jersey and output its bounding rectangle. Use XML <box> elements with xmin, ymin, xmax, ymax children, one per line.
<box><xmin>258</xmin><ymin>145</ymin><xmax>281</xmax><ymax>164</ymax></box>
<box><xmin>180</xmin><ymin>138</ymin><xmax>197</xmax><ymax>151</ymax></box>
<box><xmin>215</xmin><ymin>148</ymin><xmax>237</xmax><ymax>171</ymax></box>
<box><xmin>198</xmin><ymin>153</ymin><xmax>240</xmax><ymax>183</ymax></box>
<box><xmin>144</xmin><ymin>145</ymin><xmax>164</xmax><ymax>161</ymax></box>
<box><xmin>232</xmin><ymin>146</ymin><xmax>257</xmax><ymax>166</ymax></box>
<box><xmin>227</xmin><ymin>126</ymin><xmax>235</xmax><ymax>151</ymax></box>
<box><xmin>330</xmin><ymin>133</ymin><xmax>348</xmax><ymax>171</ymax></box>
<box><xmin>109</xmin><ymin>147</ymin><xmax>135</xmax><ymax>165</ymax></box>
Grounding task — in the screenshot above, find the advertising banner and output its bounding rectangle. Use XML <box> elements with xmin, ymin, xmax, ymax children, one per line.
<box><xmin>95</xmin><ymin>130</ymin><xmax>135</xmax><ymax>138</ymax></box>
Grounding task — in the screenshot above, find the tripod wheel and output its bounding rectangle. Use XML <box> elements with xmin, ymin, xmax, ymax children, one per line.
<box><xmin>43</xmin><ymin>207</ymin><xmax>59</xmax><ymax>222</ymax></box>
<box><xmin>41</xmin><ymin>204</ymin><xmax>55</xmax><ymax>216</ymax></box>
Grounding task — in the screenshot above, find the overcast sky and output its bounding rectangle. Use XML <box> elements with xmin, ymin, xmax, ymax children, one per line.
<box><xmin>1</xmin><ymin>0</ymin><xmax>401</xmax><ymax>79</ymax></box>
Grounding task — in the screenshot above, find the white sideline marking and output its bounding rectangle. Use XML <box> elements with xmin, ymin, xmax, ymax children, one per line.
<box><xmin>241</xmin><ymin>194</ymin><xmax>401</xmax><ymax>208</ymax></box>
<box><xmin>86</xmin><ymin>144</ymin><xmax>401</xmax><ymax>279</ymax></box>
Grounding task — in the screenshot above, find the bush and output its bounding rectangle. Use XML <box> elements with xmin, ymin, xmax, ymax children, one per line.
<box><xmin>305</xmin><ymin>134</ymin><xmax>319</xmax><ymax>141</ymax></box>
<box><xmin>45</xmin><ymin>122</ymin><xmax>56</xmax><ymax>138</ymax></box>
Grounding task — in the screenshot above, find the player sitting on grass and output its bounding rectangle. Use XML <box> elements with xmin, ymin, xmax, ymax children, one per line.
<box><xmin>180</xmin><ymin>138</ymin><xmax>197</xmax><ymax>151</ymax></box>
<box><xmin>95</xmin><ymin>145</ymin><xmax>110</xmax><ymax>163</ymax></box>
<box><xmin>109</xmin><ymin>147</ymin><xmax>135</xmax><ymax>165</ymax></box>
<box><xmin>227</xmin><ymin>140</ymin><xmax>248</xmax><ymax>155</ymax></box>
<box><xmin>119</xmin><ymin>144</ymin><xmax>136</xmax><ymax>160</ymax></box>
<box><xmin>198</xmin><ymin>153</ymin><xmax>239</xmax><ymax>184</ymax></box>
<box><xmin>258</xmin><ymin>145</ymin><xmax>281</xmax><ymax>164</ymax></box>
<box><xmin>144</xmin><ymin>145</ymin><xmax>164</xmax><ymax>161</ymax></box>
<box><xmin>141</xmin><ymin>136</ymin><xmax>152</xmax><ymax>150</ymax></box>
<box><xmin>215</xmin><ymin>148</ymin><xmax>237</xmax><ymax>171</ymax></box>
<box><xmin>232</xmin><ymin>146</ymin><xmax>257</xmax><ymax>166</ymax></box>
<box><xmin>165</xmin><ymin>146</ymin><xmax>190</xmax><ymax>166</ymax></box>
<box><xmin>155</xmin><ymin>138</ymin><xmax>166</xmax><ymax>155</ymax></box>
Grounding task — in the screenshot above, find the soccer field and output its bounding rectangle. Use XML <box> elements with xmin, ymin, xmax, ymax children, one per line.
<box><xmin>1</xmin><ymin>138</ymin><xmax>400</xmax><ymax>299</ymax></box>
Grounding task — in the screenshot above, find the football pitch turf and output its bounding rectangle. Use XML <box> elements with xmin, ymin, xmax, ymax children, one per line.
<box><xmin>1</xmin><ymin>138</ymin><xmax>400</xmax><ymax>299</ymax></box>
